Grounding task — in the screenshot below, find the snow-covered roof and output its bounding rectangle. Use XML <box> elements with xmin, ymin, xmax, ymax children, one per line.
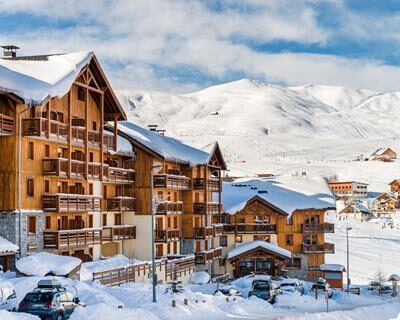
<box><xmin>223</xmin><ymin>176</ymin><xmax>335</xmax><ymax>216</ymax></box>
<box><xmin>319</xmin><ymin>264</ymin><xmax>345</xmax><ymax>272</ymax></box>
<box><xmin>0</xmin><ymin>51</ymin><xmax>94</xmax><ymax>105</ymax></box>
<box><xmin>16</xmin><ymin>252</ymin><xmax>81</xmax><ymax>276</ymax></box>
<box><xmin>0</xmin><ymin>236</ymin><xmax>18</xmax><ymax>254</ymax></box>
<box><xmin>116</xmin><ymin>121</ymin><xmax>218</xmax><ymax>166</ymax></box>
<box><xmin>371</xmin><ymin>147</ymin><xmax>396</xmax><ymax>157</ymax></box>
<box><xmin>227</xmin><ymin>240</ymin><xmax>292</xmax><ymax>260</ymax></box>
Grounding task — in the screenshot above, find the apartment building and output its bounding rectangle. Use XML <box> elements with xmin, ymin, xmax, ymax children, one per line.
<box><xmin>215</xmin><ymin>176</ymin><xmax>336</xmax><ymax>280</ymax></box>
<box><xmin>113</xmin><ymin>122</ymin><xmax>226</xmax><ymax>273</ymax></box>
<box><xmin>328</xmin><ymin>181</ymin><xmax>368</xmax><ymax>201</ymax></box>
<box><xmin>0</xmin><ymin>49</ymin><xmax>136</xmax><ymax>259</ymax></box>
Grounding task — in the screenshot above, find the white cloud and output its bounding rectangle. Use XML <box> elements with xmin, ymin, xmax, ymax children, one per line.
<box><xmin>0</xmin><ymin>0</ymin><xmax>400</xmax><ymax>92</ymax></box>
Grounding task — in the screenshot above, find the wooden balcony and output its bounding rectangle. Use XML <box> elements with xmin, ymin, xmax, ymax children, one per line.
<box><xmin>153</xmin><ymin>174</ymin><xmax>191</xmax><ymax>190</ymax></box>
<box><xmin>104</xmin><ymin>166</ymin><xmax>135</xmax><ymax>183</ymax></box>
<box><xmin>103</xmin><ymin>132</ymin><xmax>115</xmax><ymax>151</ymax></box>
<box><xmin>43</xmin><ymin>158</ymin><xmax>69</xmax><ymax>177</ymax></box>
<box><xmin>102</xmin><ymin>225</ymin><xmax>136</xmax><ymax>241</ymax></box>
<box><xmin>43</xmin><ymin>159</ymin><xmax>100</xmax><ymax>180</ymax></box>
<box><xmin>88</xmin><ymin>162</ymin><xmax>102</xmax><ymax>180</ymax></box>
<box><xmin>302</xmin><ymin>243</ymin><xmax>335</xmax><ymax>254</ymax></box>
<box><xmin>22</xmin><ymin>118</ymin><xmax>68</xmax><ymax>140</ymax></box>
<box><xmin>154</xmin><ymin>229</ymin><xmax>180</xmax><ymax>242</ymax></box>
<box><xmin>42</xmin><ymin>194</ymin><xmax>101</xmax><ymax>212</ymax></box>
<box><xmin>222</xmin><ymin>223</ymin><xmax>276</xmax><ymax>234</ymax></box>
<box><xmin>0</xmin><ymin>113</ymin><xmax>15</xmax><ymax>136</ymax></box>
<box><xmin>194</xmin><ymin>247</ymin><xmax>223</xmax><ymax>265</ymax></box>
<box><xmin>302</xmin><ymin>223</ymin><xmax>335</xmax><ymax>234</ymax></box>
<box><xmin>107</xmin><ymin>197</ymin><xmax>136</xmax><ymax>211</ymax></box>
<box><xmin>193</xmin><ymin>202</ymin><xmax>221</xmax><ymax>215</ymax></box>
<box><xmin>193</xmin><ymin>226</ymin><xmax>214</xmax><ymax>239</ymax></box>
<box><xmin>193</xmin><ymin>178</ymin><xmax>221</xmax><ymax>192</ymax></box>
<box><xmin>43</xmin><ymin>228</ymin><xmax>102</xmax><ymax>250</ymax></box>
<box><xmin>155</xmin><ymin>201</ymin><xmax>183</xmax><ymax>215</ymax></box>
<box><xmin>213</xmin><ymin>224</ymin><xmax>223</xmax><ymax>236</ymax></box>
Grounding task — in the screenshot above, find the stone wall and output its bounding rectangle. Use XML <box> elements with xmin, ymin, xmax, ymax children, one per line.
<box><xmin>0</xmin><ymin>210</ymin><xmax>45</xmax><ymax>257</ymax></box>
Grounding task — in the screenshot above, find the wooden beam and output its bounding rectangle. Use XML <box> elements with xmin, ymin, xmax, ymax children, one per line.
<box><xmin>85</xmin><ymin>87</ymin><xmax>89</xmax><ymax>180</ymax></box>
<box><xmin>113</xmin><ymin>115</ymin><xmax>118</xmax><ymax>152</ymax></box>
<box><xmin>73</xmin><ymin>81</ymin><xmax>104</xmax><ymax>95</ymax></box>
<box><xmin>100</xmin><ymin>94</ymin><xmax>104</xmax><ymax>181</ymax></box>
<box><xmin>47</xmin><ymin>100</ymin><xmax>51</xmax><ymax>139</ymax></box>
<box><xmin>68</xmin><ymin>92</ymin><xmax>72</xmax><ymax>178</ymax></box>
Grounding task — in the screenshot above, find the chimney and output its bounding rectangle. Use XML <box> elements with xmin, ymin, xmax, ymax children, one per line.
<box><xmin>1</xmin><ymin>45</ymin><xmax>20</xmax><ymax>58</ymax></box>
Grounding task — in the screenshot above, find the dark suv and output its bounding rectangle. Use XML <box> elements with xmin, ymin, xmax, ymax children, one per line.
<box><xmin>248</xmin><ymin>279</ymin><xmax>278</xmax><ymax>304</ymax></box>
<box><xmin>18</xmin><ymin>280</ymin><xmax>82</xmax><ymax>320</ymax></box>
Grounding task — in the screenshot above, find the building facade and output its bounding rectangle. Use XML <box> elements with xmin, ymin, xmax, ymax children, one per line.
<box><xmin>328</xmin><ymin>181</ymin><xmax>368</xmax><ymax>201</ymax></box>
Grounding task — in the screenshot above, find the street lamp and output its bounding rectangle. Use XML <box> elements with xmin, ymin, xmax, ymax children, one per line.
<box><xmin>346</xmin><ymin>227</ymin><xmax>352</xmax><ymax>293</ymax></box>
<box><xmin>150</xmin><ymin>162</ymin><xmax>162</xmax><ymax>303</ymax></box>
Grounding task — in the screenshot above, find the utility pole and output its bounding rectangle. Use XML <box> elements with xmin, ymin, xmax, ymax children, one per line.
<box><xmin>346</xmin><ymin>227</ymin><xmax>352</xmax><ymax>293</ymax></box>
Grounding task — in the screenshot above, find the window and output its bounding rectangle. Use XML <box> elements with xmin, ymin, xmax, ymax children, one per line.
<box><xmin>220</xmin><ymin>235</ymin><xmax>228</xmax><ymax>247</ymax></box>
<box><xmin>89</xmin><ymin>152</ymin><xmax>94</xmax><ymax>162</ymax></box>
<box><xmin>103</xmin><ymin>186</ymin><xmax>108</xmax><ymax>199</ymax></box>
<box><xmin>27</xmin><ymin>179</ymin><xmax>34</xmax><ymax>197</ymax></box>
<box><xmin>235</xmin><ymin>235</ymin><xmax>243</xmax><ymax>243</ymax></box>
<box><xmin>89</xmin><ymin>184</ymin><xmax>93</xmax><ymax>195</ymax></box>
<box><xmin>287</xmin><ymin>258</ymin><xmax>301</xmax><ymax>268</ymax></box>
<box><xmin>303</xmin><ymin>235</ymin><xmax>318</xmax><ymax>245</ymax></box>
<box><xmin>173</xmin><ymin>241</ymin><xmax>177</xmax><ymax>254</ymax></box>
<box><xmin>156</xmin><ymin>244</ymin><xmax>163</xmax><ymax>257</ymax></box>
<box><xmin>89</xmin><ymin>215</ymin><xmax>93</xmax><ymax>228</ymax></box>
<box><xmin>167</xmin><ymin>217</ymin><xmax>171</xmax><ymax>228</ymax></box>
<box><xmin>77</xmin><ymin>87</ymin><xmax>85</xmax><ymax>101</ymax></box>
<box><xmin>92</xmin><ymin>121</ymin><xmax>97</xmax><ymax>131</ymax></box>
<box><xmin>173</xmin><ymin>216</ymin><xmax>178</xmax><ymax>229</ymax></box>
<box><xmin>285</xmin><ymin>234</ymin><xmax>294</xmax><ymax>246</ymax></box>
<box><xmin>28</xmin><ymin>142</ymin><xmax>34</xmax><ymax>160</ymax></box>
<box><xmin>167</xmin><ymin>243</ymin><xmax>171</xmax><ymax>254</ymax></box>
<box><xmin>28</xmin><ymin>216</ymin><xmax>36</xmax><ymax>235</ymax></box>
<box><xmin>45</xmin><ymin>216</ymin><xmax>51</xmax><ymax>229</ymax></box>
<box><xmin>102</xmin><ymin>214</ymin><xmax>107</xmax><ymax>226</ymax></box>
<box><xmin>44</xmin><ymin>144</ymin><xmax>50</xmax><ymax>157</ymax></box>
<box><xmin>44</xmin><ymin>180</ymin><xmax>50</xmax><ymax>193</ymax></box>
<box><xmin>114</xmin><ymin>213</ymin><xmax>122</xmax><ymax>225</ymax></box>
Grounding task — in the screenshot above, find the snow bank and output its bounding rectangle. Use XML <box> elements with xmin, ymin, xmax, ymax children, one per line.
<box><xmin>0</xmin><ymin>51</ymin><xmax>93</xmax><ymax>104</ymax></box>
<box><xmin>0</xmin><ymin>311</ymin><xmax>38</xmax><ymax>319</ymax></box>
<box><xmin>189</xmin><ymin>271</ymin><xmax>210</xmax><ymax>285</ymax></box>
<box><xmin>0</xmin><ymin>237</ymin><xmax>18</xmax><ymax>254</ymax></box>
<box><xmin>227</xmin><ymin>240</ymin><xmax>291</xmax><ymax>260</ymax></box>
<box><xmin>69</xmin><ymin>304</ymin><xmax>159</xmax><ymax>320</ymax></box>
<box><xmin>223</xmin><ymin>176</ymin><xmax>335</xmax><ymax>216</ymax></box>
<box><xmin>16</xmin><ymin>252</ymin><xmax>81</xmax><ymax>276</ymax></box>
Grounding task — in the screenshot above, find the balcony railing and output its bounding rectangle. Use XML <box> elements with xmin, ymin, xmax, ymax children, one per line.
<box><xmin>104</xmin><ymin>166</ymin><xmax>135</xmax><ymax>183</ymax></box>
<box><xmin>193</xmin><ymin>202</ymin><xmax>220</xmax><ymax>215</ymax></box>
<box><xmin>193</xmin><ymin>178</ymin><xmax>221</xmax><ymax>192</ymax></box>
<box><xmin>0</xmin><ymin>113</ymin><xmax>15</xmax><ymax>136</ymax></box>
<box><xmin>302</xmin><ymin>223</ymin><xmax>335</xmax><ymax>233</ymax></box>
<box><xmin>22</xmin><ymin>118</ymin><xmax>68</xmax><ymax>140</ymax></box>
<box><xmin>195</xmin><ymin>247</ymin><xmax>223</xmax><ymax>265</ymax></box>
<box><xmin>103</xmin><ymin>133</ymin><xmax>115</xmax><ymax>151</ymax></box>
<box><xmin>153</xmin><ymin>174</ymin><xmax>191</xmax><ymax>190</ymax></box>
<box><xmin>88</xmin><ymin>162</ymin><xmax>102</xmax><ymax>180</ymax></box>
<box><xmin>155</xmin><ymin>201</ymin><xmax>183</xmax><ymax>215</ymax></box>
<box><xmin>102</xmin><ymin>225</ymin><xmax>136</xmax><ymax>241</ymax></box>
<box><xmin>107</xmin><ymin>197</ymin><xmax>136</xmax><ymax>211</ymax></box>
<box><xmin>43</xmin><ymin>158</ymin><xmax>69</xmax><ymax>177</ymax></box>
<box><xmin>43</xmin><ymin>159</ymin><xmax>101</xmax><ymax>180</ymax></box>
<box><xmin>43</xmin><ymin>228</ymin><xmax>102</xmax><ymax>250</ymax></box>
<box><xmin>42</xmin><ymin>194</ymin><xmax>101</xmax><ymax>212</ymax></box>
<box><xmin>302</xmin><ymin>243</ymin><xmax>335</xmax><ymax>254</ymax></box>
<box><xmin>193</xmin><ymin>226</ymin><xmax>215</xmax><ymax>239</ymax></box>
<box><xmin>154</xmin><ymin>229</ymin><xmax>180</xmax><ymax>242</ymax></box>
<box><xmin>222</xmin><ymin>223</ymin><xmax>277</xmax><ymax>234</ymax></box>
<box><xmin>213</xmin><ymin>224</ymin><xmax>223</xmax><ymax>236</ymax></box>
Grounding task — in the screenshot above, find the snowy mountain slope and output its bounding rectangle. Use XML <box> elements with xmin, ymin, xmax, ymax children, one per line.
<box><xmin>116</xmin><ymin>79</ymin><xmax>400</xmax><ymax>192</ymax></box>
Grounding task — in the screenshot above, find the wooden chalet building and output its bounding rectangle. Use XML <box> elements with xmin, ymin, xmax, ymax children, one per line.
<box><xmin>389</xmin><ymin>179</ymin><xmax>400</xmax><ymax>193</ymax></box>
<box><xmin>114</xmin><ymin>122</ymin><xmax>227</xmax><ymax>272</ymax></box>
<box><xmin>0</xmin><ymin>48</ymin><xmax>136</xmax><ymax>259</ymax></box>
<box><xmin>372</xmin><ymin>192</ymin><xmax>399</xmax><ymax>216</ymax></box>
<box><xmin>370</xmin><ymin>147</ymin><xmax>397</xmax><ymax>162</ymax></box>
<box><xmin>216</xmin><ymin>176</ymin><xmax>336</xmax><ymax>280</ymax></box>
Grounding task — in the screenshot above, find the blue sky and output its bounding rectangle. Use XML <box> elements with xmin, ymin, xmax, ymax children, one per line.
<box><xmin>1</xmin><ymin>0</ymin><xmax>400</xmax><ymax>92</ymax></box>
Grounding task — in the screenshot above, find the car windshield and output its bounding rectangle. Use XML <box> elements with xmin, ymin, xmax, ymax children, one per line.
<box><xmin>254</xmin><ymin>284</ymin><xmax>270</xmax><ymax>291</ymax></box>
<box><xmin>281</xmin><ymin>283</ymin><xmax>295</xmax><ymax>287</ymax></box>
<box><xmin>23</xmin><ymin>293</ymin><xmax>53</xmax><ymax>303</ymax></box>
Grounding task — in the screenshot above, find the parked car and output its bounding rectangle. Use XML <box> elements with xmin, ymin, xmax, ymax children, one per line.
<box><xmin>279</xmin><ymin>279</ymin><xmax>305</xmax><ymax>294</ymax></box>
<box><xmin>214</xmin><ymin>284</ymin><xmax>243</xmax><ymax>297</ymax></box>
<box><xmin>311</xmin><ymin>278</ymin><xmax>333</xmax><ymax>298</ymax></box>
<box><xmin>248</xmin><ymin>279</ymin><xmax>278</xmax><ymax>304</ymax></box>
<box><xmin>0</xmin><ymin>282</ymin><xmax>17</xmax><ymax>311</ymax></box>
<box><xmin>18</xmin><ymin>279</ymin><xmax>83</xmax><ymax>320</ymax></box>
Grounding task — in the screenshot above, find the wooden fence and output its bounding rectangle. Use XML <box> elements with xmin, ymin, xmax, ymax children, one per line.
<box><xmin>92</xmin><ymin>256</ymin><xmax>195</xmax><ymax>286</ymax></box>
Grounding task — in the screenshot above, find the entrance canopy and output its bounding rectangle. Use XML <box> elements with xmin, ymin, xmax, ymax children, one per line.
<box><xmin>227</xmin><ymin>240</ymin><xmax>291</xmax><ymax>261</ymax></box>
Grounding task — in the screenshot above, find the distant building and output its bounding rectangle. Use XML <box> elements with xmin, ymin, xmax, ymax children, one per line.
<box><xmin>328</xmin><ymin>181</ymin><xmax>368</xmax><ymax>200</ymax></box>
<box><xmin>370</xmin><ymin>147</ymin><xmax>397</xmax><ymax>162</ymax></box>
<box><xmin>389</xmin><ymin>179</ymin><xmax>400</xmax><ymax>193</ymax></box>
<box><xmin>372</xmin><ymin>192</ymin><xmax>400</xmax><ymax>216</ymax></box>
<box><xmin>338</xmin><ymin>203</ymin><xmax>372</xmax><ymax>220</ymax></box>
